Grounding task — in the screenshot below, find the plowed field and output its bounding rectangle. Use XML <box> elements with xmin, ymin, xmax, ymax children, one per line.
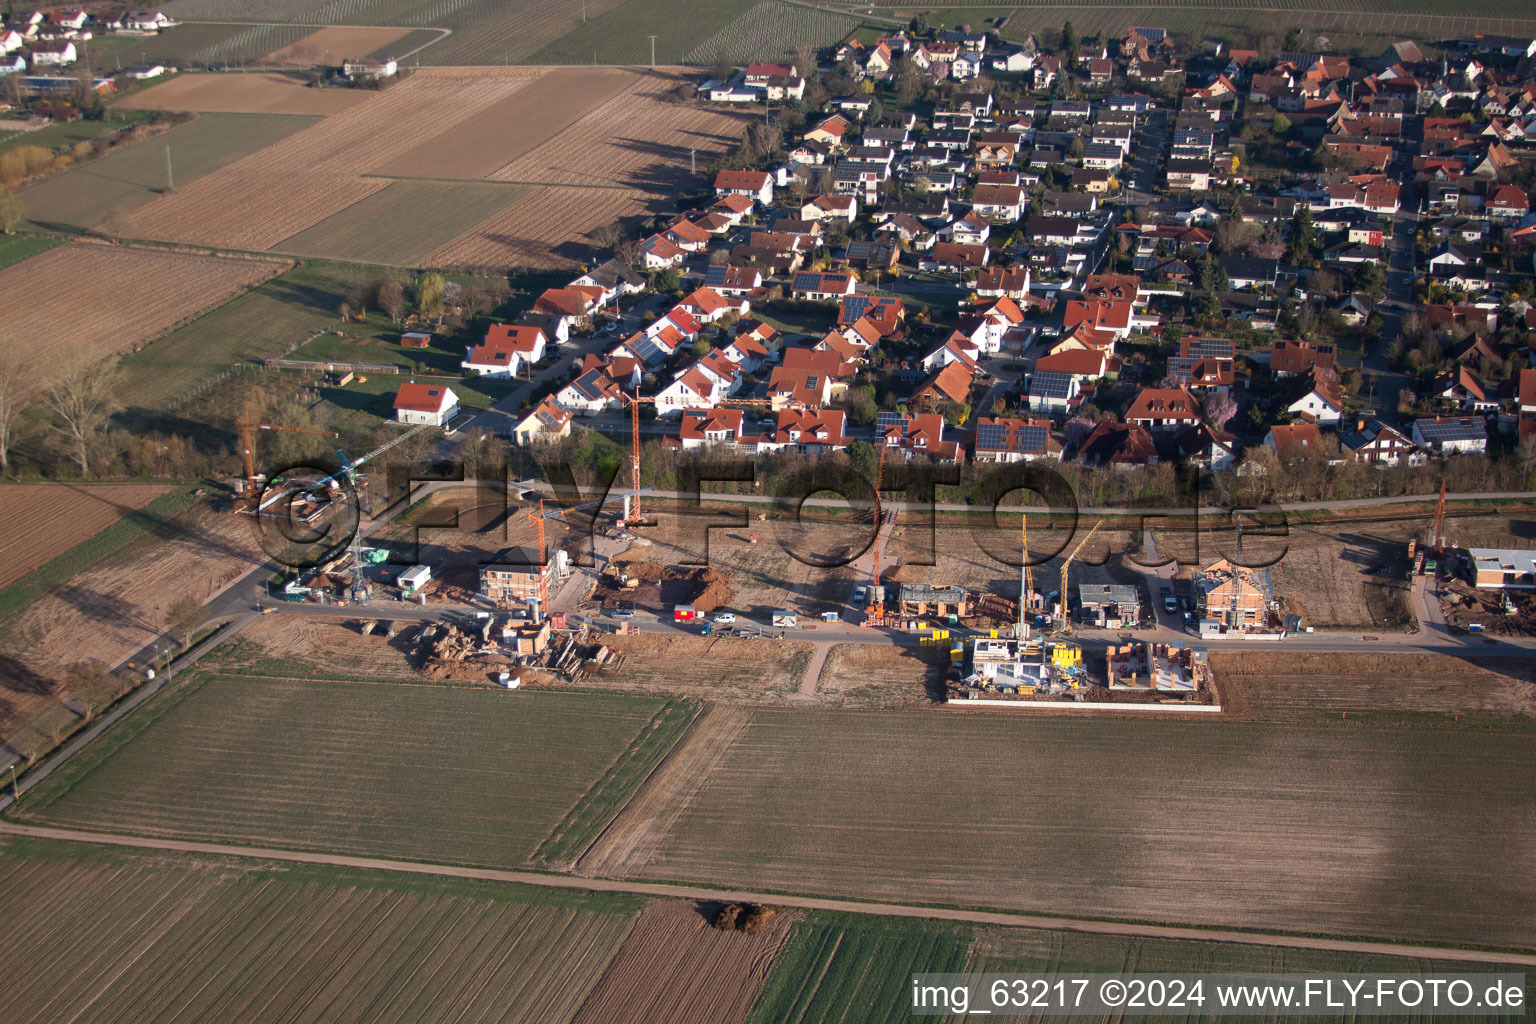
<box><xmin>0</xmin><ymin>484</ymin><xmax>170</xmax><ymax>589</ymax></box>
<box><xmin>630</xmin><ymin>710</ymin><xmax>1536</xmax><ymax>949</ymax></box>
<box><xmin>264</xmin><ymin>26</ymin><xmax>411</xmax><ymax>65</ymax></box>
<box><xmin>572</xmin><ymin>900</ymin><xmax>795</xmax><ymax>1024</ymax></box>
<box><xmin>0</xmin><ymin>246</ymin><xmax>282</xmax><ymax>384</ymax></box>
<box><xmin>425</xmin><ymin>186</ymin><xmax>663</xmax><ymax>268</ymax></box>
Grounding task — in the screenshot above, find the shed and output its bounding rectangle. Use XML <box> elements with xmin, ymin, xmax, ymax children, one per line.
<box><xmin>402</xmin><ymin>331</ymin><xmax>432</xmax><ymax>349</ymax></box>
<box><xmin>398</xmin><ymin>565</ymin><xmax>432</xmax><ymax>592</ymax></box>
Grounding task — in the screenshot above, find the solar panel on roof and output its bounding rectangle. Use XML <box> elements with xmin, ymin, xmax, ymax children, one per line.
<box><xmin>876</xmin><ymin>411</ymin><xmax>906</xmax><ymax>432</ymax></box>
<box><xmin>842</xmin><ymin>295</ymin><xmax>870</xmax><ymax>318</ymax></box>
<box><xmin>1185</xmin><ymin>337</ymin><xmax>1235</xmax><ymax>359</ymax></box>
<box><xmin>1029</xmin><ymin>371</ymin><xmax>1073</xmax><ymax>398</ymax></box>
<box><xmin>792</xmin><ymin>272</ymin><xmax>819</xmax><ymax>290</ymax></box>
<box><xmin>975</xmin><ymin>422</ymin><xmax>1008</xmax><ymax>449</ymax></box>
<box><xmin>1016</xmin><ymin>423</ymin><xmax>1048</xmax><ymax>451</ymax></box>
<box><xmin>704</xmin><ymin>266</ymin><xmax>727</xmax><ymax>288</ymax></box>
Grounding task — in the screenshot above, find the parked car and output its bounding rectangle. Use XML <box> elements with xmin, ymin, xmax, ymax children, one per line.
<box><xmin>852</xmin><ymin>586</ymin><xmax>867</xmax><ymax>604</ymax></box>
<box><xmin>712</xmin><ymin>612</ymin><xmax>736</xmax><ymax>624</ymax></box>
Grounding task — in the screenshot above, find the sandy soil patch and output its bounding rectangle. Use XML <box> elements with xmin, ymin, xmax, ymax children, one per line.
<box><xmin>264</xmin><ymin>27</ymin><xmax>412</xmax><ymax>66</ymax></box>
<box><xmin>113</xmin><ymin>72</ymin><xmax>375</xmax><ymax>115</ymax></box>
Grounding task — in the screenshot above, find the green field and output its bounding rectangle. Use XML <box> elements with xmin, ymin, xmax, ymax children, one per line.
<box><xmin>0</xmin><ymin>117</ymin><xmax>144</xmax><ymax>156</ymax></box>
<box><xmin>313</xmin><ymin>369</ymin><xmax>520</xmax><ymax>417</ymax></box>
<box><xmin>271</xmin><ymin>182</ymin><xmax>531</xmax><ymax>266</ymax></box>
<box><xmin>0</xmin><ymin>234</ymin><xmax>63</xmax><ymax>271</ymax></box>
<box><xmin>748</xmin><ymin>916</ymin><xmax>973</xmax><ymax>1024</ymax></box>
<box><xmin>13</xmin><ymin>675</ymin><xmax>698</xmax><ymax>871</ymax></box>
<box><xmin>0</xmin><ymin>837</ymin><xmax>640</xmax><ymax>1024</ymax></box>
<box><xmin>629</xmin><ymin>710</ymin><xmax>1536</xmax><ymax>950</ymax></box>
<box><xmin>19</xmin><ymin>113</ymin><xmax>316</xmax><ymax>233</ymax></box>
<box><xmin>114</xmin><ymin>261</ymin><xmax>368</xmax><ymax>411</ymax></box>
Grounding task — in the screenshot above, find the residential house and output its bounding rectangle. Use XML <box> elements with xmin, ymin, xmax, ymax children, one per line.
<box><xmin>556</xmin><ymin>369</ymin><xmax>621</xmax><ymax>416</ymax></box>
<box><xmin>771</xmin><ymin>408</ymin><xmax>850</xmax><ymax>454</ymax></box>
<box><xmin>1434</xmin><ymin>364</ymin><xmax>1495</xmax><ymax>412</ymax></box>
<box><xmin>1194</xmin><ymin>558</ymin><xmax>1271</xmax><ymax>631</ymax></box>
<box><xmin>678</xmin><ymin>408</ymin><xmax>764</xmax><ymax>452</ymax></box>
<box><xmin>971</xmin><ymin>417</ymin><xmax>1061</xmax><ymax>462</ymax></box>
<box><xmin>393</xmin><ymin>381</ymin><xmax>458</xmax><ymax>427</ymax></box>
<box><xmin>1340</xmin><ymin>418</ymin><xmax>1425</xmax><ymax>467</ymax></box>
<box><xmin>1410</xmin><ymin>416</ymin><xmax>1488</xmax><ymax>454</ymax></box>
<box><xmin>790</xmin><ymin>270</ymin><xmax>857</xmax><ymax>301</ymax></box>
<box><xmin>879</xmin><ymin>412</ymin><xmax>964</xmax><ymax>462</ymax></box>
<box><xmin>838</xmin><ymin>294</ymin><xmax>904</xmax><ymax>336</ymax></box>
<box><xmin>1126</xmin><ymin>387</ymin><xmax>1203</xmax><ymax>433</ymax></box>
<box><xmin>702</xmin><ymin>264</ymin><xmax>762</xmax><ymax>297</ymax></box>
<box><xmin>533</xmin><ymin>286</ymin><xmax>603</xmax><ymax>334</ymax></box>
<box><xmin>1062</xmin><ymin>299</ymin><xmax>1133</xmax><ymax>340</ymax></box>
<box><xmin>655</xmin><ymin>366</ymin><xmax>726</xmax><ymax>417</ymax></box>
<box><xmin>1026</xmin><ymin>370</ymin><xmax>1081</xmax><ymax>415</ymax></box>
<box><xmin>1175</xmin><ymin>422</ymin><xmax>1238</xmax><ymax>470</ymax></box>
<box><xmin>909</xmin><ymin>360</ymin><xmax>974</xmax><ymax>412</ymax></box>
<box><xmin>1266</xmin><ymin>422</ymin><xmax>1336</xmax><ymax>462</ymax></box>
<box><xmin>922</xmin><ymin>241</ymin><xmax>990</xmax><ymax>273</ymax></box>
<box><xmin>1285</xmin><ymin>367</ymin><xmax>1345</xmax><ymax>424</ymax></box>
<box><xmin>513</xmin><ymin>397</ymin><xmax>574</xmax><ymax>446</ymax></box>
<box><xmin>1079</xmin><ymin>420</ymin><xmax>1158</xmax><ymax>467</ymax></box>
<box><xmin>713</xmin><ymin>168</ymin><xmax>774</xmax><ymax>205</ymax></box>
<box><xmin>1269</xmin><ymin>338</ymin><xmax>1336</xmax><ymax>376</ymax></box>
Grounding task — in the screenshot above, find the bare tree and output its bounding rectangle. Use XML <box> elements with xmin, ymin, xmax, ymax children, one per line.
<box><xmin>165</xmin><ymin>595</ymin><xmax>205</xmax><ymax>648</ymax></box>
<box><xmin>0</xmin><ymin>351</ymin><xmax>29</xmax><ymax>474</ymax></box>
<box><xmin>377</xmin><ymin>279</ymin><xmax>407</xmax><ymax>323</ymax></box>
<box><xmin>589</xmin><ymin>220</ymin><xmax>625</xmax><ymax>253</ymax></box>
<box><xmin>46</xmin><ymin>358</ymin><xmax>121</xmax><ymax>476</ymax></box>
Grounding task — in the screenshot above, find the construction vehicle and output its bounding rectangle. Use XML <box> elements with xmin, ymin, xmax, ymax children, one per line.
<box><xmin>1055</xmin><ymin>520</ymin><xmax>1102</xmax><ymax>635</ymax></box>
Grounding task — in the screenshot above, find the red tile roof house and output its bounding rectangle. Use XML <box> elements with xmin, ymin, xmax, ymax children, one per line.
<box><xmin>768</xmin><ymin>408</ymin><xmax>850</xmax><ymax>455</ymax></box>
<box><xmin>1033</xmin><ymin>347</ymin><xmax>1117</xmax><ymax>382</ymax></box>
<box><xmin>1079</xmin><ymin>420</ymin><xmax>1158</xmax><ymax>467</ymax></box>
<box><xmin>678</xmin><ymin>408</ymin><xmax>765</xmax><ymax>452</ymax></box>
<box><xmin>713</xmin><ymin>168</ymin><xmax>774</xmax><ymax>205</ymax></box>
<box><xmin>655</xmin><ymin>365</ymin><xmax>725</xmax><ymax>417</ymax></box>
<box><xmin>462</xmin><ymin>324</ymin><xmax>547</xmax><ymax>377</ymax></box>
<box><xmin>1268</xmin><ymin>338</ymin><xmax>1336</xmax><ymax>377</ymax></box>
<box><xmin>975</xmin><ymin>265</ymin><xmax>1031</xmax><ymax>299</ymax></box>
<box><xmin>393</xmin><ymin>381</ymin><xmax>459</xmax><ymax>427</ymax></box>
<box><xmin>1487</xmin><ymin>184</ymin><xmax>1531</xmax><ymax>221</ymax></box>
<box><xmin>880</xmin><ymin>412</ymin><xmax>964</xmax><ymax>462</ymax></box>
<box><xmin>1125</xmin><ymin>387</ymin><xmax>1203</xmax><ymax>434</ymax></box>
<box><xmin>556</xmin><ymin>368</ymin><xmax>621</xmax><ymax>416</ymax></box>
<box><xmin>677</xmin><ymin>285</ymin><xmax>747</xmax><ymax>323</ymax></box>
<box><xmin>513</xmin><ymin>396</ymin><xmax>572</xmax><ymax>446</ymax></box>
<box><xmin>1265</xmin><ymin>422</ymin><xmax>1339</xmax><ymax>463</ymax></box>
<box><xmin>908</xmin><ymin>360</ymin><xmax>975</xmax><ymax>412</ymax></box>
<box><xmin>1062</xmin><ymin>299</ymin><xmax>1134</xmax><ymax>339</ymax></box>
<box><xmin>533</xmin><ymin>286</ymin><xmax>604</xmax><ymax>332</ymax></box>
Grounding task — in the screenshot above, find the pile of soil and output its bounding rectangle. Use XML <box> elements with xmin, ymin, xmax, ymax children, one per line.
<box><xmin>680</xmin><ymin>568</ymin><xmax>733</xmax><ymax>613</ymax></box>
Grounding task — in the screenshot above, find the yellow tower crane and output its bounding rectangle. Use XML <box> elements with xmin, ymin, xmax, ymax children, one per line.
<box><xmin>1056</xmin><ymin>519</ymin><xmax>1102</xmax><ymax>635</ymax></box>
<box><xmin>1018</xmin><ymin>514</ymin><xmax>1033</xmax><ymax>639</ymax></box>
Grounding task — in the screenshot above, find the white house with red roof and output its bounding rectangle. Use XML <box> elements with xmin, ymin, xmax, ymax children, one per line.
<box><xmin>766</xmin><ymin>408</ymin><xmax>850</xmax><ymax>455</ymax></box>
<box><xmin>722</xmin><ymin>321</ymin><xmax>774</xmax><ymax>372</ymax></box>
<box><xmin>879</xmin><ymin>412</ymin><xmax>964</xmax><ymax>463</ymax></box>
<box><xmin>394</xmin><ymin>381</ymin><xmax>459</xmax><ymax>427</ymax></box>
<box><xmin>678</xmin><ymin>285</ymin><xmax>748</xmax><ymax>323</ymax></box>
<box><xmin>514</xmin><ymin>396</ymin><xmax>573</xmax><ymax>446</ymax></box>
<box><xmin>556</xmin><ymin>368</ymin><xmax>621</xmax><ymax>416</ymax></box>
<box><xmin>1125</xmin><ymin>387</ymin><xmax>1203</xmax><ymax>433</ymax></box>
<box><xmin>678</xmin><ymin>408</ymin><xmax>766</xmax><ymax>452</ymax></box>
<box><xmin>462</xmin><ymin>323</ymin><xmax>546</xmax><ymax>377</ymax></box>
<box><xmin>713</xmin><ymin>168</ymin><xmax>774</xmax><ymax>205</ymax></box>
<box><xmin>1062</xmin><ymin>299</ymin><xmax>1133</xmax><ymax>339</ymax></box>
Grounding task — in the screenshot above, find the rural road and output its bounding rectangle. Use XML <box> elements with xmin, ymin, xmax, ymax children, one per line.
<box><xmin>5</xmin><ymin>822</ymin><xmax>1533</xmax><ymax>967</ymax></box>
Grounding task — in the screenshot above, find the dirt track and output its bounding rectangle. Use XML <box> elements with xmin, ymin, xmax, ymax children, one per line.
<box><xmin>5</xmin><ymin>823</ymin><xmax>1532</xmax><ymax>966</ymax></box>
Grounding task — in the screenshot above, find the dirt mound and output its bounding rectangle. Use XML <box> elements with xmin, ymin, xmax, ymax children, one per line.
<box><xmin>679</xmin><ymin>568</ymin><xmax>732</xmax><ymax>613</ymax></box>
<box><xmin>711</xmin><ymin>902</ymin><xmax>778</xmax><ymax>935</ymax></box>
<box><xmin>621</xmin><ymin>560</ymin><xmax>666</xmax><ymax>582</ymax></box>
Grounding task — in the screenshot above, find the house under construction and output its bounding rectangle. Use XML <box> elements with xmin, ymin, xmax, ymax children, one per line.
<box><xmin>959</xmin><ymin>636</ymin><xmax>1086</xmax><ymax>697</ymax></box>
<box><xmin>1194</xmin><ymin>557</ymin><xmax>1274</xmax><ymax>635</ymax></box>
<box><xmin>1106</xmin><ymin>640</ymin><xmax>1209</xmax><ymax>692</ymax></box>
<box><xmin>480</xmin><ymin>549</ymin><xmax>570</xmax><ymax>606</ymax></box>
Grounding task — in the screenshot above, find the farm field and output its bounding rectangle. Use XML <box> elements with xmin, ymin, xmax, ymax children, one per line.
<box><xmin>1211</xmin><ymin>651</ymin><xmax>1536</xmax><ymax>725</ymax></box>
<box><xmin>584</xmin><ymin>633</ymin><xmax>816</xmax><ymax>702</ymax></box>
<box><xmin>626</xmin><ymin>710</ymin><xmax>1536</xmax><ymax>949</ymax></box>
<box><xmin>682</xmin><ymin>0</ymin><xmax>861</xmax><ymax>63</ymax></box>
<box><xmin>116</xmin><ymin>67</ymin><xmax>736</xmax><ymax>268</ymax></box>
<box><xmin>374</xmin><ymin>68</ymin><xmax>634</xmax><ymax>180</ymax></box>
<box><xmin>0</xmin><ymin>117</ymin><xmax>127</xmax><ymax>155</ymax></box>
<box><xmin>0</xmin><ymin>245</ymin><xmax>284</xmax><ymax>390</ymax></box>
<box><xmin>212</xmin><ymin>615</ymin><xmax>425</xmax><ymax>682</ymax></box>
<box><xmin>0</xmin><ymin>837</ymin><xmax>640</xmax><ymax>1024</ymax></box>
<box><xmin>113</xmin><ymin>261</ymin><xmax>368</xmax><ymax>412</ymax></box>
<box><xmin>980</xmin><ymin>3</ymin><xmax>1536</xmax><ymax>54</ymax></box>
<box><xmin>572</xmin><ymin>900</ymin><xmax>797</xmax><ymax>1024</ymax></box>
<box><xmin>424</xmin><ymin>185</ymin><xmax>666</xmax><ymax>268</ymax></box>
<box><xmin>952</xmin><ymin>926</ymin><xmax>1532</xmax><ymax>1023</ymax></box>
<box><xmin>0</xmin><ymin>485</ymin><xmax>172</xmax><ymax>590</ymax></box>
<box><xmin>114</xmin><ymin>72</ymin><xmax>375</xmax><ymax>115</ymax></box>
<box><xmin>85</xmin><ymin>22</ymin><xmax>315</xmax><ymax>69</ymax></box>
<box><xmin>19</xmin><ymin>112</ymin><xmax>316</xmax><ymax>231</ymax></box>
<box><xmin>0</xmin><ymin>234</ymin><xmax>60</xmax><ymax>270</ymax></box>
<box><xmin>746</xmin><ymin>916</ymin><xmax>973</xmax><ymax>1024</ymax></box>
<box><xmin>271</xmin><ymin>181</ymin><xmax>531</xmax><ymax>265</ymax></box>
<box><xmin>15</xmin><ymin>676</ymin><xmax>698</xmax><ymax>871</ymax></box>
<box><xmin>264</xmin><ymin>25</ymin><xmax>412</xmax><ymax>64</ymax></box>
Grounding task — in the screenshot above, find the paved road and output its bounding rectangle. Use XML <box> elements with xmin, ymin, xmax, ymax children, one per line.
<box><xmin>5</xmin><ymin>822</ymin><xmax>1531</xmax><ymax>966</ymax></box>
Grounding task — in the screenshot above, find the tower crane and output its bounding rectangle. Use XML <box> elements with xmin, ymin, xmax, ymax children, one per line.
<box><xmin>1430</xmin><ymin>478</ymin><xmax>1447</xmax><ymax>557</ymax></box>
<box><xmin>1055</xmin><ymin>519</ymin><xmax>1101</xmax><ymax>635</ymax></box>
<box><xmin>868</xmin><ymin>442</ymin><xmax>888</xmax><ymax>627</ymax></box>
<box><xmin>1019</xmin><ymin>514</ymin><xmax>1033</xmax><ymax>640</ymax></box>
<box><xmin>236</xmin><ymin>420</ymin><xmax>338</xmax><ymax>498</ymax></box>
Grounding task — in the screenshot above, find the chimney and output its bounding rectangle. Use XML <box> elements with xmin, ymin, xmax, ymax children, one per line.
<box><xmin>1357</xmin><ymin>418</ymin><xmax>1366</xmax><ymax>432</ymax></box>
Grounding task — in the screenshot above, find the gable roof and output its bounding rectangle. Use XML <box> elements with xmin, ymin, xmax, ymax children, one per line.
<box><xmin>1125</xmin><ymin>387</ymin><xmax>1201</xmax><ymax>422</ymax></box>
<box><xmin>394</xmin><ymin>381</ymin><xmax>456</xmax><ymax>414</ymax></box>
<box><xmin>912</xmin><ymin>361</ymin><xmax>974</xmax><ymax>405</ymax></box>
